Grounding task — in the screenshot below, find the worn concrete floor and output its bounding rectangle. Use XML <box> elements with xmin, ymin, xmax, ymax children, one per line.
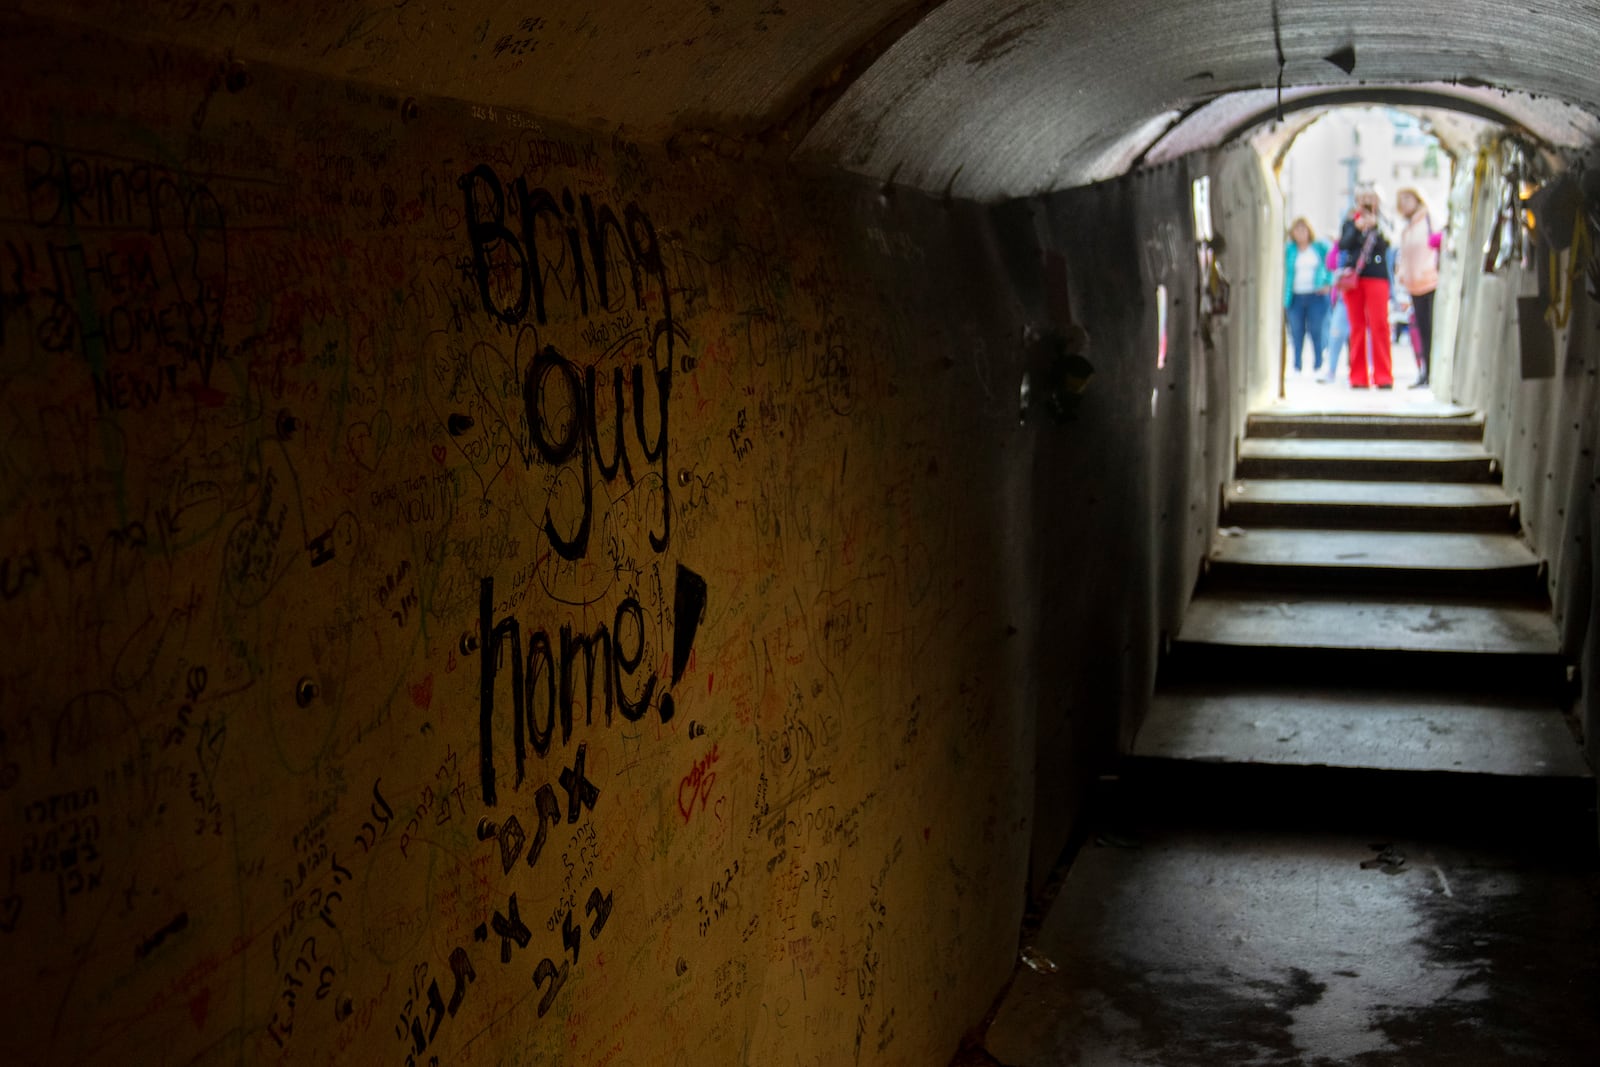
<box><xmin>979</xmin><ymin>802</ymin><xmax>1600</xmax><ymax>1066</ymax></box>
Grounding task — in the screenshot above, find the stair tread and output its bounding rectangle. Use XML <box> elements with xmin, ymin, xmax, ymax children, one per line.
<box><xmin>1209</xmin><ymin>528</ymin><xmax>1539</xmax><ymax>571</ymax></box>
<box><xmin>1179</xmin><ymin>590</ymin><xmax>1560</xmax><ymax>655</ymax></box>
<box><xmin>1246</xmin><ymin>412</ymin><xmax>1485</xmax><ymax>441</ymax></box>
<box><xmin>1138</xmin><ymin>684</ymin><xmax>1589</xmax><ymax>777</ymax></box>
<box><xmin>1227</xmin><ymin>480</ymin><xmax>1514</xmax><ymax>509</ymax></box>
<box><xmin>1248</xmin><ymin>412</ymin><xmax>1484</xmax><ymax>422</ymax></box>
<box><xmin>1240</xmin><ymin>439</ymin><xmax>1494</xmax><ymax>462</ymax></box>
<box><xmin>1250</xmin><ymin>411</ymin><xmax>1482</xmax><ymax>425</ymax></box>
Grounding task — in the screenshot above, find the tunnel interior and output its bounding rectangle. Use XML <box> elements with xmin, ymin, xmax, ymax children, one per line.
<box><xmin>2</xmin><ymin>2</ymin><xmax>1599</xmax><ymax>1064</ymax></box>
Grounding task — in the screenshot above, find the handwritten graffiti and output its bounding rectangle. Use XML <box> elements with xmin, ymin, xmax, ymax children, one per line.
<box><xmin>10</xmin><ymin>143</ymin><xmax>233</xmax><ymax>385</ymax></box>
<box><xmin>376</xmin><ymin>560</ymin><xmax>419</xmax><ymax>628</ymax></box>
<box><xmin>391</xmin><ymin>949</ymin><xmax>477</xmax><ymax>1067</ymax></box>
<box><xmin>476</xmin><ymin>565</ymin><xmax>706</xmax><ymax>806</ymax></box>
<box><xmin>470</xmin><ymin>885</ymin><xmax>612</xmax><ymax>1020</ymax></box>
<box><xmin>22</xmin><ymin>786</ymin><xmax>99</xmax><ymax>824</ymax></box>
<box><xmin>457</xmin><ymin>167</ymin><xmax>670</xmax><ymax>334</ymax></box>
<box><xmin>695</xmin><ymin>860</ymin><xmax>740</xmax><ymax>937</ymax></box>
<box><xmin>398</xmin><ymin>750</ymin><xmax>470</xmax><ymax>859</ymax></box>
<box><xmin>522</xmin><ymin>340</ymin><xmax>669</xmax><ymax>559</ymax></box>
<box><xmin>677</xmin><ymin>742</ymin><xmax>720</xmax><ymax>822</ymax></box>
<box><xmin>352</xmin><ymin>779</ymin><xmax>395</xmax><ymax>854</ymax></box>
<box><xmin>728</xmin><ymin>408</ymin><xmax>753</xmax><ymax>460</ymax></box>
<box><xmin>476</xmin><ymin>578</ymin><xmax>657</xmax><ymax>806</ymax></box>
<box><xmin>457</xmin><ymin>164</ymin><xmax>681</xmax><ymax>561</ymax></box>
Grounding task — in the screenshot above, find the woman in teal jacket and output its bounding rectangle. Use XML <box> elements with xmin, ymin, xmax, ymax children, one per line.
<box><xmin>1283</xmin><ymin>217</ymin><xmax>1333</xmax><ymax>374</ymax></box>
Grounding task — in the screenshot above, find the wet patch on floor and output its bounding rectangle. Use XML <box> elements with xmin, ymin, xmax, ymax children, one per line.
<box><xmin>980</xmin><ymin>829</ymin><xmax>1600</xmax><ymax>1066</ymax></box>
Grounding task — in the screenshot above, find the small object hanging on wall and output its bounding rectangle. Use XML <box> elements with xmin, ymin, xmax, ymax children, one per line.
<box><xmin>1022</xmin><ymin>324</ymin><xmax>1094</xmax><ymax>425</ymax></box>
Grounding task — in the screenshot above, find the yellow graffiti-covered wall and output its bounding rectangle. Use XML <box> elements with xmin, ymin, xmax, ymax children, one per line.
<box><xmin>0</xmin><ymin>11</ymin><xmax>1042</xmax><ymax>1065</ymax></box>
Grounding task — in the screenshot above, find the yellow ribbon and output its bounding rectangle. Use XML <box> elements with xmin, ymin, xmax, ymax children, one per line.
<box><xmin>1549</xmin><ymin>205</ymin><xmax>1593</xmax><ymax>329</ymax></box>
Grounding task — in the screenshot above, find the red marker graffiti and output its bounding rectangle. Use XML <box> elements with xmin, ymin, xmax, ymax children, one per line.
<box><xmin>677</xmin><ymin>743</ymin><xmax>720</xmax><ymax>822</ymax></box>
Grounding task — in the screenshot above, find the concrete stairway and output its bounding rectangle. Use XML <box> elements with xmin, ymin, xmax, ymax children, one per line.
<box><xmin>1138</xmin><ymin>410</ymin><xmax>1591</xmax><ymax>784</ymax></box>
<box><xmin>976</xmin><ymin>411</ymin><xmax>1600</xmax><ymax>1067</ymax></box>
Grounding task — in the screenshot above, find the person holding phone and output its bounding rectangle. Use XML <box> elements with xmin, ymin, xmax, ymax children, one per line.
<box><xmin>1336</xmin><ymin>191</ymin><xmax>1394</xmax><ymax>389</ymax></box>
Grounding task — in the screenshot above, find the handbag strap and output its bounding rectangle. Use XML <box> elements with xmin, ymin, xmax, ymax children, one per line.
<box><xmin>1353</xmin><ymin>226</ymin><xmax>1378</xmax><ymax>273</ymax></box>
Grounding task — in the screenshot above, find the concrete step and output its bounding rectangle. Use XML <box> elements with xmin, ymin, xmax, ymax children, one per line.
<box><xmin>1137</xmin><ymin>683</ymin><xmax>1590</xmax><ymax>778</ymax></box>
<box><xmin>1179</xmin><ymin>589</ymin><xmax>1559</xmax><ymax>654</ymax></box>
<box><xmin>1224</xmin><ymin>480</ymin><xmax>1518</xmax><ymax>531</ymax></box>
<box><xmin>1247</xmin><ymin>411</ymin><xmax>1485</xmax><ymax>441</ymax></box>
<box><xmin>1167</xmin><ymin>590</ymin><xmax>1566</xmax><ymax>696</ymax></box>
<box><xmin>1237</xmin><ymin>438</ymin><xmax>1499</xmax><ymax>482</ymax></box>
<box><xmin>1205</xmin><ymin>528</ymin><xmax>1543</xmax><ymax>595</ymax></box>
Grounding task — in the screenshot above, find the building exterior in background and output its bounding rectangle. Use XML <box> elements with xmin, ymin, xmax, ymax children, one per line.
<box><xmin>1280</xmin><ymin>107</ymin><xmax>1453</xmax><ymax>240</ymax></box>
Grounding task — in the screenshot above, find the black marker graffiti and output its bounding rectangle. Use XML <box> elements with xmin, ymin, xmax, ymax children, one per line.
<box><xmin>476</xmin><ymin>566</ymin><xmax>706</xmax><ymax>805</ymax></box>
<box><xmin>671</xmin><ymin>563</ymin><xmax>707</xmax><ymax>685</ymax></box>
<box><xmin>458</xmin><ymin>165</ymin><xmax>681</xmax><ymax>561</ymax></box>
<box><xmin>457</xmin><ymin>167</ymin><xmax>670</xmax><ymax>335</ymax></box>
<box><xmin>522</xmin><ymin>341</ymin><xmax>670</xmax><ymax>560</ymax></box>
<box><xmin>476</xmin><ymin>577</ymin><xmax>658</xmax><ymax>806</ymax></box>
<box><xmin>134</xmin><ymin>911</ymin><xmax>189</xmax><ymax>960</ymax></box>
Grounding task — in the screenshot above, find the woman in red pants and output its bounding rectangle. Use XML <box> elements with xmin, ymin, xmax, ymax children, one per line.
<box><xmin>1335</xmin><ymin>191</ymin><xmax>1394</xmax><ymax>389</ymax></box>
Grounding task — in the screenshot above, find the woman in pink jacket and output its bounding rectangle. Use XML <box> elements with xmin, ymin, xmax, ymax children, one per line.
<box><xmin>1394</xmin><ymin>187</ymin><xmax>1440</xmax><ymax>388</ymax></box>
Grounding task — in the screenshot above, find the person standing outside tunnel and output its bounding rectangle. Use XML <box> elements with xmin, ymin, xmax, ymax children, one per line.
<box><xmin>1395</xmin><ymin>187</ymin><xmax>1439</xmax><ymax>388</ymax></box>
<box><xmin>1337</xmin><ymin>190</ymin><xmax>1394</xmax><ymax>388</ymax></box>
<box><xmin>1283</xmin><ymin>217</ymin><xmax>1332</xmax><ymax>375</ymax></box>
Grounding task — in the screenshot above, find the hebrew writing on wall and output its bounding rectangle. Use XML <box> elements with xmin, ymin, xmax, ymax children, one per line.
<box><xmin>0</xmin><ymin>12</ymin><xmax>1033</xmax><ymax>1065</ymax></box>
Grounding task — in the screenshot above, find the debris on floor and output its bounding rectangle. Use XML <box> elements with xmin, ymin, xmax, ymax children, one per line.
<box><xmin>1360</xmin><ymin>843</ymin><xmax>1408</xmax><ymax>874</ymax></box>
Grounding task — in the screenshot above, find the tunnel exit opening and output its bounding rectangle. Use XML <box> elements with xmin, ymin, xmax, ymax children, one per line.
<box><xmin>1266</xmin><ymin>104</ymin><xmax>1468</xmax><ymax>410</ymax></box>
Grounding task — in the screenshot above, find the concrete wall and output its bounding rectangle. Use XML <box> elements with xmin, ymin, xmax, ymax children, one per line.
<box><xmin>998</xmin><ymin>167</ymin><xmax>1201</xmax><ymax>895</ymax></box>
<box><xmin>0</xmin><ymin>8</ymin><xmax>1278</xmax><ymax>1064</ymax></box>
<box><xmin>1446</xmin><ymin>139</ymin><xmax>1600</xmax><ymax>773</ymax></box>
<box><xmin>0</xmin><ymin>13</ymin><xmax>1048</xmax><ymax>1064</ymax></box>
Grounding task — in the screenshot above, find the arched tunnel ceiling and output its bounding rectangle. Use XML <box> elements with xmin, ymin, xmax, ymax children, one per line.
<box><xmin>1147</xmin><ymin>83</ymin><xmax>1600</xmax><ymax>168</ymax></box>
<box><xmin>18</xmin><ymin>0</ymin><xmax>1600</xmax><ymax>200</ymax></box>
<box><xmin>796</xmin><ymin>0</ymin><xmax>1600</xmax><ymax>199</ymax></box>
